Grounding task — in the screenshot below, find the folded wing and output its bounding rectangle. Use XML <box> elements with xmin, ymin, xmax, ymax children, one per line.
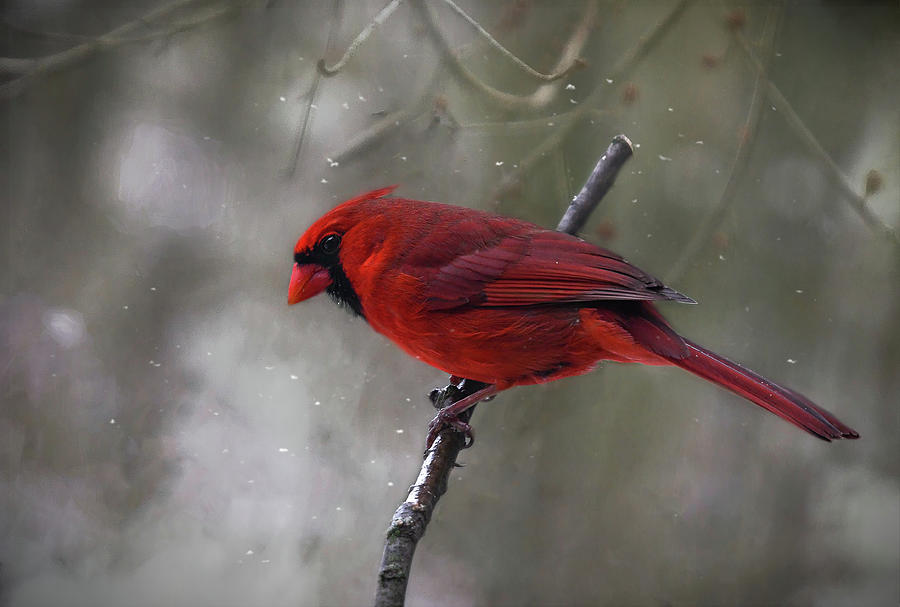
<box><xmin>424</xmin><ymin>230</ymin><xmax>694</xmax><ymax>311</ymax></box>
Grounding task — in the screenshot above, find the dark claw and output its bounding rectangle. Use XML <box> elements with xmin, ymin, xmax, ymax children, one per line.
<box><xmin>425</xmin><ymin>409</ymin><xmax>475</xmax><ymax>450</ymax></box>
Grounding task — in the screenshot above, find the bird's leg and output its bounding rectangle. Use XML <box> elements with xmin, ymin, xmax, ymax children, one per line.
<box><xmin>425</xmin><ymin>381</ymin><xmax>498</xmax><ymax>450</ymax></box>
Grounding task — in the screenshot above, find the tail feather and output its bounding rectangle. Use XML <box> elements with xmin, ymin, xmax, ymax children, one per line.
<box><xmin>673</xmin><ymin>339</ymin><xmax>859</xmax><ymax>441</ymax></box>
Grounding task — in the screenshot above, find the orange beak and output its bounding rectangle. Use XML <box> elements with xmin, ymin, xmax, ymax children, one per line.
<box><xmin>288</xmin><ymin>263</ymin><xmax>332</xmax><ymax>305</ymax></box>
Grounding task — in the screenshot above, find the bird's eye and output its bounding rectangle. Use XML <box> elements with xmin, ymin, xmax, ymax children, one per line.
<box><xmin>319</xmin><ymin>233</ymin><xmax>341</xmax><ymax>255</ymax></box>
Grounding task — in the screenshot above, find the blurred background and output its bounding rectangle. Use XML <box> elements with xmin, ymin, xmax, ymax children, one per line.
<box><xmin>2</xmin><ymin>1</ymin><xmax>898</xmax><ymax>605</ymax></box>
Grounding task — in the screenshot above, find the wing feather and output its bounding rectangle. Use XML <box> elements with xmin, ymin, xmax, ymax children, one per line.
<box><xmin>423</xmin><ymin>228</ymin><xmax>694</xmax><ymax>311</ymax></box>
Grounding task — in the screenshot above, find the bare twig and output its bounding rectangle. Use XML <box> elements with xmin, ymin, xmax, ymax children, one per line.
<box><xmin>0</xmin><ymin>0</ymin><xmax>248</xmax><ymax>100</ymax></box>
<box><xmin>317</xmin><ymin>0</ymin><xmax>404</xmax><ymax>76</ymax></box>
<box><xmin>329</xmin><ymin>0</ymin><xmax>598</xmax><ymax>164</ymax></box>
<box><xmin>440</xmin><ymin>0</ymin><xmax>579</xmax><ymax>82</ymax></box>
<box><xmin>489</xmin><ymin>0</ymin><xmax>689</xmax><ymax>203</ymax></box>
<box><xmin>411</xmin><ymin>0</ymin><xmax>598</xmax><ymax>111</ymax></box>
<box><xmin>373</xmin><ymin>380</ymin><xmax>483</xmax><ymax>607</ymax></box>
<box><xmin>557</xmin><ymin>134</ymin><xmax>634</xmax><ymax>233</ymax></box>
<box><xmin>284</xmin><ymin>0</ymin><xmax>344</xmax><ymax>177</ymax></box>
<box><xmin>733</xmin><ymin>24</ymin><xmax>898</xmax><ymax>246</ymax></box>
<box><xmin>373</xmin><ymin>134</ymin><xmax>635</xmax><ymax>607</ymax></box>
<box><xmin>665</xmin><ymin>4</ymin><xmax>782</xmax><ymax>283</ymax></box>
<box><xmin>457</xmin><ymin>108</ymin><xmax>610</xmax><ymax>135</ymax></box>
<box><xmin>326</xmin><ymin>66</ymin><xmax>444</xmax><ymax>164</ymax></box>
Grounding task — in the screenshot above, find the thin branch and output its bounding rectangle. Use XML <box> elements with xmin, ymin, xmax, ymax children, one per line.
<box><xmin>326</xmin><ymin>66</ymin><xmax>444</xmax><ymax>164</ymax></box>
<box><xmin>373</xmin><ymin>380</ymin><xmax>483</xmax><ymax>607</ymax></box>
<box><xmin>456</xmin><ymin>108</ymin><xmax>610</xmax><ymax>135</ymax></box>
<box><xmin>0</xmin><ymin>0</ymin><xmax>248</xmax><ymax>100</ymax></box>
<box><xmin>317</xmin><ymin>0</ymin><xmax>404</xmax><ymax>77</ymax></box>
<box><xmin>411</xmin><ymin>0</ymin><xmax>598</xmax><ymax>111</ymax></box>
<box><xmin>373</xmin><ymin>135</ymin><xmax>635</xmax><ymax>607</ymax></box>
<box><xmin>489</xmin><ymin>0</ymin><xmax>689</xmax><ymax>203</ymax></box>
<box><xmin>284</xmin><ymin>0</ymin><xmax>344</xmax><ymax>177</ymax></box>
<box><xmin>557</xmin><ymin>134</ymin><xmax>634</xmax><ymax>233</ymax></box>
<box><xmin>440</xmin><ymin>0</ymin><xmax>579</xmax><ymax>82</ymax></box>
<box><xmin>734</xmin><ymin>23</ymin><xmax>898</xmax><ymax>246</ymax></box>
<box><xmin>665</xmin><ymin>4</ymin><xmax>781</xmax><ymax>284</ymax></box>
<box><xmin>524</xmin><ymin>1</ymin><xmax>598</xmax><ymax>110</ymax></box>
<box><xmin>328</xmin><ymin>0</ymin><xmax>599</xmax><ymax>164</ymax></box>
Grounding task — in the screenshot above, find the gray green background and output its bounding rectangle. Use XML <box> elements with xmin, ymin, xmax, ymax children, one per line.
<box><xmin>2</xmin><ymin>1</ymin><xmax>898</xmax><ymax>605</ymax></box>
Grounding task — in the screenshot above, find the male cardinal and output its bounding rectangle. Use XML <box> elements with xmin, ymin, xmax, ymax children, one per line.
<box><xmin>289</xmin><ymin>186</ymin><xmax>858</xmax><ymax>447</ymax></box>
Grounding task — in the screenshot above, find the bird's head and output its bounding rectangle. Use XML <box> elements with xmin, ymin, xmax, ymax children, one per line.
<box><xmin>289</xmin><ymin>186</ymin><xmax>397</xmax><ymax>315</ymax></box>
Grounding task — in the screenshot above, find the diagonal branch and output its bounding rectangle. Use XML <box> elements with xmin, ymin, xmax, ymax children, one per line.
<box><xmin>372</xmin><ymin>134</ymin><xmax>635</xmax><ymax>607</ymax></box>
<box><xmin>665</xmin><ymin>4</ymin><xmax>782</xmax><ymax>283</ymax></box>
<box><xmin>317</xmin><ymin>0</ymin><xmax>405</xmax><ymax>76</ymax></box>
<box><xmin>489</xmin><ymin>0</ymin><xmax>689</xmax><ymax>203</ymax></box>
<box><xmin>0</xmin><ymin>0</ymin><xmax>249</xmax><ymax>100</ymax></box>
<box><xmin>327</xmin><ymin>0</ymin><xmax>599</xmax><ymax>166</ymax></box>
<box><xmin>284</xmin><ymin>0</ymin><xmax>344</xmax><ymax>177</ymax></box>
<box><xmin>733</xmin><ymin>24</ymin><xmax>898</xmax><ymax>246</ymax></box>
<box><xmin>411</xmin><ymin>0</ymin><xmax>597</xmax><ymax>111</ymax></box>
<box><xmin>439</xmin><ymin>0</ymin><xmax>580</xmax><ymax>82</ymax></box>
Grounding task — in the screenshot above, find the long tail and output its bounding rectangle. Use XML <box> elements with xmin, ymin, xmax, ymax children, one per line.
<box><xmin>672</xmin><ymin>339</ymin><xmax>859</xmax><ymax>441</ymax></box>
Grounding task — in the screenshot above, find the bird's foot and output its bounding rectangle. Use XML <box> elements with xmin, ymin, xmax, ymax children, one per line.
<box><xmin>425</xmin><ymin>409</ymin><xmax>475</xmax><ymax>451</ymax></box>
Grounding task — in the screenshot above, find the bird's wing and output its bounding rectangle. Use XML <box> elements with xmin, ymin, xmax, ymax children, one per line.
<box><xmin>424</xmin><ymin>230</ymin><xmax>694</xmax><ymax>311</ymax></box>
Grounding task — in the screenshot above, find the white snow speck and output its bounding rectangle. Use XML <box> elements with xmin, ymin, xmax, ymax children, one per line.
<box><xmin>565</xmin><ymin>84</ymin><xmax>575</xmax><ymax>90</ymax></box>
<box><xmin>786</xmin><ymin>358</ymin><xmax>797</xmax><ymax>364</ymax></box>
<box><xmin>290</xmin><ymin>374</ymin><xmax>299</xmax><ymax>380</ymax></box>
<box><xmin>279</xmin><ymin>96</ymin><xmax>286</xmax><ymax>102</ymax></box>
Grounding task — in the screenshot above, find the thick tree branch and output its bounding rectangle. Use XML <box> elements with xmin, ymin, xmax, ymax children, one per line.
<box><xmin>372</xmin><ymin>134</ymin><xmax>635</xmax><ymax>607</ymax></box>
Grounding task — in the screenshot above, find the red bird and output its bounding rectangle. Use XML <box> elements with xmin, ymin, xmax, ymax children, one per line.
<box><xmin>289</xmin><ymin>187</ymin><xmax>858</xmax><ymax>447</ymax></box>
